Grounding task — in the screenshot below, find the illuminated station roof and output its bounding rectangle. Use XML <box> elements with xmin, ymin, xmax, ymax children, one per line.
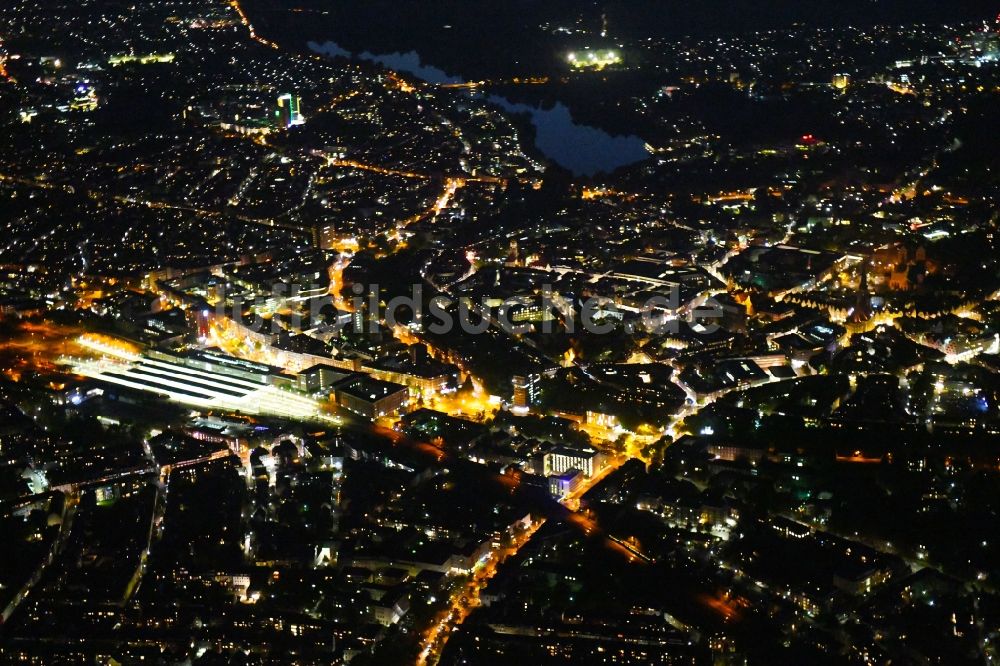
<box><xmin>68</xmin><ymin>351</ymin><xmax>327</xmax><ymax>421</ymax></box>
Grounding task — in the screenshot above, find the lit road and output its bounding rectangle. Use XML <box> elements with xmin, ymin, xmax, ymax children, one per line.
<box><xmin>416</xmin><ymin>518</ymin><xmax>545</xmax><ymax>665</ymax></box>
<box><xmin>228</xmin><ymin>0</ymin><xmax>279</xmax><ymax>50</ymax></box>
<box><xmin>327</xmin><ymin>255</ymin><xmax>355</xmax><ymax>312</ymax></box>
<box><xmin>438</xmin><ymin>76</ymin><xmax>549</xmax><ymax>90</ymax></box>
<box><xmin>319</xmin><ymin>156</ymin><xmax>505</xmax><ymax>232</ymax></box>
<box><xmin>413</xmin><ymin>456</ymin><xmax>654</xmax><ymax>665</ymax></box>
<box><xmin>336</xmin><ymin>419</ymin><xmax>657</xmax><ymax>663</ymax></box>
<box><xmin>319</xmin><ymin>155</ymin><xmax>506</xmax><ymax>186</ymax></box>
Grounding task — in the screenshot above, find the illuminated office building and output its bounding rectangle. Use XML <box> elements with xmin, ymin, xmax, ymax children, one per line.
<box><xmin>276</xmin><ymin>93</ymin><xmax>304</xmax><ymax>128</ymax></box>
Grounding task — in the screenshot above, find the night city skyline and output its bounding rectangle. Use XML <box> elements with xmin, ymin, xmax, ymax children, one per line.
<box><xmin>1</xmin><ymin>1</ymin><xmax>1000</xmax><ymax>664</ymax></box>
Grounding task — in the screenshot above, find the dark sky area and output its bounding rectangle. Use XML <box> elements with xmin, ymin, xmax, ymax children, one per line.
<box><xmin>300</xmin><ymin>0</ymin><xmax>999</xmax><ymax>40</ymax></box>
<box><xmin>600</xmin><ymin>0</ymin><xmax>999</xmax><ymax>36</ymax></box>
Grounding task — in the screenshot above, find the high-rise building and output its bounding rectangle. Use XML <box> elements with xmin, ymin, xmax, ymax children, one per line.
<box><xmin>276</xmin><ymin>93</ymin><xmax>304</xmax><ymax>128</ymax></box>
<box><xmin>351</xmin><ymin>299</ymin><xmax>368</xmax><ymax>334</ymax></box>
<box><xmin>511</xmin><ymin>373</ymin><xmax>539</xmax><ymax>412</ymax></box>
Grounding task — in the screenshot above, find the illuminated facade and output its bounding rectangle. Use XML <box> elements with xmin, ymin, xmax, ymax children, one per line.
<box><xmin>276</xmin><ymin>93</ymin><xmax>304</xmax><ymax>128</ymax></box>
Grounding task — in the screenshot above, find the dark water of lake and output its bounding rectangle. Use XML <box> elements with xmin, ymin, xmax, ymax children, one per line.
<box><xmin>308</xmin><ymin>41</ymin><xmax>650</xmax><ymax>177</ymax></box>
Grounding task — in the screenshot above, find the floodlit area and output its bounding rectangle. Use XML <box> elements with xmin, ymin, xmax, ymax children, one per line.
<box><xmin>63</xmin><ymin>354</ymin><xmax>331</xmax><ymax>421</ymax></box>
<box><xmin>567</xmin><ymin>49</ymin><xmax>622</xmax><ymax>70</ymax></box>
